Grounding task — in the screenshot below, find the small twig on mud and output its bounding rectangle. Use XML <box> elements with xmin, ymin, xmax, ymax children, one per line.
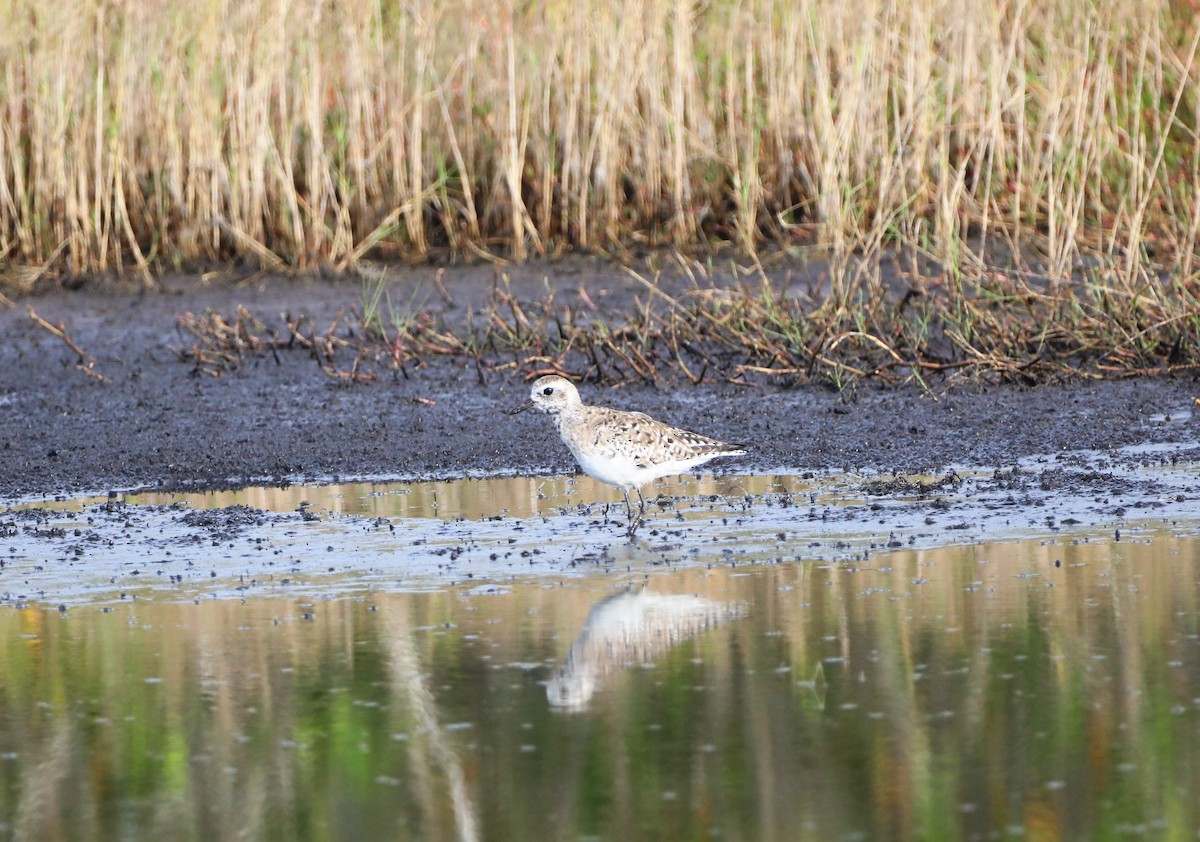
<box><xmin>432</xmin><ymin>268</ymin><xmax>455</xmax><ymax>308</ymax></box>
<box><xmin>29</xmin><ymin>308</ymin><xmax>110</xmax><ymax>383</ymax></box>
<box><xmin>322</xmin><ymin>364</ymin><xmax>377</xmax><ymax>383</ymax></box>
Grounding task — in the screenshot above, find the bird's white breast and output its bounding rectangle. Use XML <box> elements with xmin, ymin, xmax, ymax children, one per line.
<box><xmin>570</xmin><ymin>443</ymin><xmax>645</xmax><ymax>489</ymax></box>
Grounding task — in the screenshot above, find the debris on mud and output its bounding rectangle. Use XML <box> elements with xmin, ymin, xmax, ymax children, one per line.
<box><xmin>1</xmin><ymin>439</ymin><xmax>1197</xmax><ymax>606</ymax></box>
<box><xmin>2</xmin><ymin>268</ymin><xmax>1199</xmax><ymax>500</ymax></box>
<box><xmin>978</xmin><ymin>466</ymin><xmax>1164</xmax><ymax>497</ymax></box>
<box><xmin>861</xmin><ymin>472</ymin><xmax>963</xmax><ymax>497</ymax></box>
<box><xmin>179</xmin><ymin>505</ymin><xmax>273</xmax><ymax>538</ymax></box>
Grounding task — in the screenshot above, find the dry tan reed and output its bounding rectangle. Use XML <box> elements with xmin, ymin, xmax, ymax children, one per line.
<box><xmin>0</xmin><ymin>0</ymin><xmax>1198</xmax><ymax>284</ymax></box>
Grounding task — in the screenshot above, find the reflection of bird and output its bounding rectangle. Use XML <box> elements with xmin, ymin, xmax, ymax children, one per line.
<box><xmin>508</xmin><ymin>375</ymin><xmax>746</xmax><ymax>534</ymax></box>
<box><xmin>546</xmin><ymin>587</ymin><xmax>744</xmax><ymax>711</ymax></box>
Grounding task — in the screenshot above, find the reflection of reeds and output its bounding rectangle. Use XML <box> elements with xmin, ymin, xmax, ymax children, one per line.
<box><xmin>2</xmin><ymin>1</ymin><xmax>1199</xmax><ymax>289</ymax></box>
<box><xmin>381</xmin><ymin>607</ymin><xmax>480</xmax><ymax>842</ymax></box>
<box><xmin>0</xmin><ymin>547</ymin><xmax>1196</xmax><ymax>838</ymax></box>
<box><xmin>120</xmin><ymin>474</ymin><xmax>802</xmax><ymax>521</ymax></box>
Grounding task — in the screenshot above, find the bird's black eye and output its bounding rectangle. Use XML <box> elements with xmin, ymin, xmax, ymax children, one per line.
<box><xmin>542</xmin><ymin>386</ymin><xmax>554</xmax><ymax>395</ymax></box>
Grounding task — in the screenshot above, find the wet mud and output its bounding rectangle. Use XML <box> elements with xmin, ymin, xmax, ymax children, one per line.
<box><xmin>2</xmin><ymin>264</ymin><xmax>1199</xmax><ymax>604</ymax></box>
<box><xmin>4</xmin><ymin>264</ymin><xmax>1200</xmax><ymax>842</ymax></box>
<box><xmin>2</xmin><ymin>262</ymin><xmax>1198</xmax><ymax>501</ymax></box>
<box><xmin>2</xmin><ymin>444</ymin><xmax>1196</xmax><ymax>605</ymax></box>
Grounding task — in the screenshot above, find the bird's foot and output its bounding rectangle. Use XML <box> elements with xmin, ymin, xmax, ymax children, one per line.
<box><xmin>625</xmin><ymin>515</ymin><xmax>643</xmax><ymax>539</ymax></box>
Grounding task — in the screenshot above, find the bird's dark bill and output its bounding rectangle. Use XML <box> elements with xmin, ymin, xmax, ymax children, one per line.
<box><xmin>507</xmin><ymin>400</ymin><xmax>535</xmax><ymax>416</ymax></box>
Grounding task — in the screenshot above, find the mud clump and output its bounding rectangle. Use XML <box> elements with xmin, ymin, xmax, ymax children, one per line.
<box><xmin>179</xmin><ymin>505</ymin><xmax>268</xmax><ymax>539</ymax></box>
<box><xmin>0</xmin><ymin>508</ymin><xmax>76</xmax><ymax>540</ymax></box>
<box><xmin>862</xmin><ymin>472</ymin><xmax>962</xmax><ymax>497</ymax></box>
<box><xmin>981</xmin><ymin>467</ymin><xmax>1158</xmax><ymax>497</ymax></box>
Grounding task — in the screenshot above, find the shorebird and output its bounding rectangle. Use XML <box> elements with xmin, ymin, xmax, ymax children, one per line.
<box><xmin>508</xmin><ymin>375</ymin><xmax>746</xmax><ymax>535</ymax></box>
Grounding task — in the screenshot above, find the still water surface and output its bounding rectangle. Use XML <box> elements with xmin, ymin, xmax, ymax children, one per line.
<box><xmin>1</xmin><ymin>528</ymin><xmax>1198</xmax><ymax>840</ymax></box>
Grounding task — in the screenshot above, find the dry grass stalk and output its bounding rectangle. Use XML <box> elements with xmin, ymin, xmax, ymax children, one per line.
<box><xmin>28</xmin><ymin>308</ymin><xmax>110</xmax><ymax>382</ymax></box>
<box><xmin>0</xmin><ymin>0</ymin><xmax>1198</xmax><ymax>286</ymax></box>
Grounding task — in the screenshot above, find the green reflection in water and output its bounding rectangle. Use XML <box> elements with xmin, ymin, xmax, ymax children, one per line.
<box><xmin>0</xmin><ymin>533</ymin><xmax>1197</xmax><ymax>841</ymax></box>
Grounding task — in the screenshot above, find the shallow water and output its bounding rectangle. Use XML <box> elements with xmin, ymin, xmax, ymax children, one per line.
<box><xmin>0</xmin><ymin>532</ymin><xmax>1198</xmax><ymax>840</ymax></box>
<box><xmin>6</xmin><ymin>449</ymin><xmax>1199</xmax><ymax>604</ymax></box>
<box><xmin>3</xmin><ymin>458</ymin><xmax>1200</xmax><ymax>839</ymax></box>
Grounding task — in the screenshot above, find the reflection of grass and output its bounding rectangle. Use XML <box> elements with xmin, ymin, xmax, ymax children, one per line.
<box><xmin>2</xmin><ymin>1</ymin><xmax>1200</xmax><ymax>293</ymax></box>
<box><xmin>0</xmin><ymin>547</ymin><xmax>1198</xmax><ymax>839</ymax></box>
<box><xmin>176</xmin><ymin>264</ymin><xmax>1200</xmax><ymax>388</ymax></box>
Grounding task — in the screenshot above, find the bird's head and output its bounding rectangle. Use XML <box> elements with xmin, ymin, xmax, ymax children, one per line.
<box><xmin>507</xmin><ymin>374</ymin><xmax>580</xmax><ymax>416</ymax></box>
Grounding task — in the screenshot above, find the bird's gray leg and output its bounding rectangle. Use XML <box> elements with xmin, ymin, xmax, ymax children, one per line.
<box><xmin>635</xmin><ymin>487</ymin><xmax>646</xmax><ymax>516</ymax></box>
<box><xmin>623</xmin><ymin>488</ymin><xmax>642</xmax><ymax>536</ymax></box>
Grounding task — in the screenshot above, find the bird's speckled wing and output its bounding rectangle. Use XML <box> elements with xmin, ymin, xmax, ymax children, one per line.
<box><xmin>576</xmin><ymin>406</ymin><xmax>745</xmax><ymax>468</ymax></box>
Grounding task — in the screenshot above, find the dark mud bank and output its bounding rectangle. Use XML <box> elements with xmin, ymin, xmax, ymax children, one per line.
<box><xmin>2</xmin><ymin>266</ymin><xmax>1199</xmax><ymax>500</ymax></box>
